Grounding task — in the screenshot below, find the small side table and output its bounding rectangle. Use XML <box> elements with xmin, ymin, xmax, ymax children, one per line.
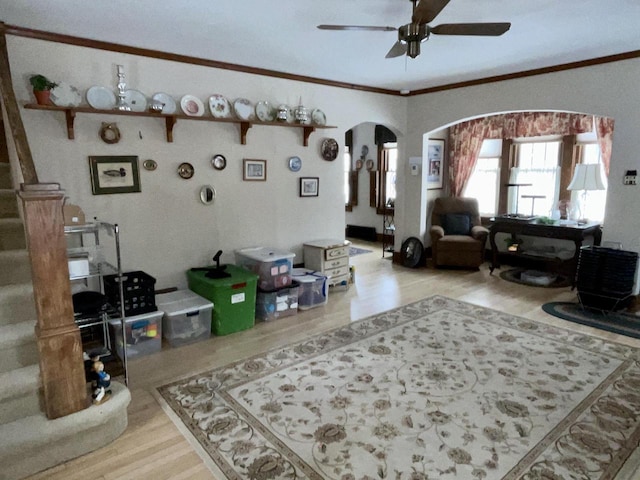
<box><xmin>303</xmin><ymin>239</ymin><xmax>351</xmax><ymax>288</ymax></box>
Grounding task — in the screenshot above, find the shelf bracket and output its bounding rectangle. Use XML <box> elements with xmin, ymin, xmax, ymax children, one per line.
<box><xmin>64</xmin><ymin>109</ymin><xmax>76</xmax><ymax>140</ymax></box>
<box><xmin>303</xmin><ymin>126</ymin><xmax>316</xmax><ymax>147</ymax></box>
<box><xmin>240</xmin><ymin>122</ymin><xmax>252</xmax><ymax>145</ymax></box>
<box><xmin>165</xmin><ymin>115</ymin><xmax>177</xmax><ymax>143</ymax></box>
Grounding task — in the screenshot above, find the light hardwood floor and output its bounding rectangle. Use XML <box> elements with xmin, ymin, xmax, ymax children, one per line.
<box><xmin>26</xmin><ymin>240</ymin><xmax>640</xmax><ymax>480</ymax></box>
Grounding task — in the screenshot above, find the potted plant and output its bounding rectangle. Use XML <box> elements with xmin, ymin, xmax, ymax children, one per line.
<box><xmin>29</xmin><ymin>74</ymin><xmax>58</xmax><ymax>105</ymax></box>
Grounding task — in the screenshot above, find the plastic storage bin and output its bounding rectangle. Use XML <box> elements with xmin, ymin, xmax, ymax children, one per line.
<box><xmin>291</xmin><ymin>268</ymin><xmax>328</xmax><ymax>310</ymax></box>
<box><xmin>108</xmin><ymin>310</ymin><xmax>163</xmax><ymax>360</ymax></box>
<box><xmin>187</xmin><ymin>264</ymin><xmax>258</xmax><ymax>336</ymax></box>
<box><xmin>235</xmin><ymin>247</ymin><xmax>295</xmax><ymax>290</ymax></box>
<box><xmin>256</xmin><ymin>280</ymin><xmax>299</xmax><ymax>321</ymax></box>
<box><xmin>104</xmin><ymin>270</ymin><xmax>157</xmax><ymax>316</ymax></box>
<box><xmin>156</xmin><ymin>290</ymin><xmax>213</xmax><ymax>347</ymax></box>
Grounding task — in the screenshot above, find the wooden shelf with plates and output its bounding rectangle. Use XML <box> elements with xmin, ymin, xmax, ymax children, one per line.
<box><xmin>23</xmin><ymin>103</ymin><xmax>335</xmax><ymax>146</ymax></box>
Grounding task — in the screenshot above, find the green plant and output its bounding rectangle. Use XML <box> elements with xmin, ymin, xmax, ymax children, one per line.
<box><xmin>29</xmin><ymin>74</ymin><xmax>58</xmax><ymax>91</ymax></box>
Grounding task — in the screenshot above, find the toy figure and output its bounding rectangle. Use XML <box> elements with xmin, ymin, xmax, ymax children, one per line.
<box><xmin>91</xmin><ymin>358</ymin><xmax>111</xmax><ymax>404</ymax></box>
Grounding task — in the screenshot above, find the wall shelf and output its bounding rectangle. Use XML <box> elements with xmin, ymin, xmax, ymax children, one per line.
<box><xmin>23</xmin><ymin>103</ymin><xmax>336</xmax><ymax>146</ymax></box>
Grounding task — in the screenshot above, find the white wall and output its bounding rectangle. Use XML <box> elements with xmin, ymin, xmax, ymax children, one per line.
<box><xmin>6</xmin><ymin>36</ymin><xmax>407</xmax><ymax>289</ymax></box>
<box><xmin>400</xmin><ymin>58</ymin><xmax>640</xmax><ymax>260</ymax></box>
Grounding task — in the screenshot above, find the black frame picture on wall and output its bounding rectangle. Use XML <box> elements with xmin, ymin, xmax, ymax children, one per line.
<box><xmin>427</xmin><ymin>139</ymin><xmax>445</xmax><ymax>190</ymax></box>
<box><xmin>299</xmin><ymin>177</ymin><xmax>319</xmax><ymax>197</ymax></box>
<box><xmin>88</xmin><ymin>155</ymin><xmax>141</xmax><ymax>195</ymax></box>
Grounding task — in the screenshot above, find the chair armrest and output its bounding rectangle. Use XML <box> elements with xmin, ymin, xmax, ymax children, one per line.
<box><xmin>430</xmin><ymin>225</ymin><xmax>445</xmax><ymax>240</ymax></box>
<box><xmin>470</xmin><ymin>225</ymin><xmax>489</xmax><ymax>241</ymax></box>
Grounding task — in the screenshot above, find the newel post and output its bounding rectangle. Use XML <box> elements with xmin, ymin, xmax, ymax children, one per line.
<box><xmin>18</xmin><ymin>183</ymin><xmax>88</xmax><ymax>419</ymax></box>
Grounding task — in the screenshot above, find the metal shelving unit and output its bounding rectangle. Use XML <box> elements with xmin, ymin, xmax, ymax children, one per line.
<box><xmin>65</xmin><ymin>220</ymin><xmax>128</xmax><ymax>385</ymax></box>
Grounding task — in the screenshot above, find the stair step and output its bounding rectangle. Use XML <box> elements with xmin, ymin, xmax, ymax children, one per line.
<box><xmin>0</xmin><ymin>320</ymin><xmax>38</xmax><ymax>374</ymax></box>
<box><xmin>0</xmin><ymin>189</ymin><xmax>19</xmax><ymax>219</ymax></box>
<box><xmin>0</xmin><ymin>163</ymin><xmax>11</xmax><ymax>189</ymax></box>
<box><xmin>0</xmin><ymin>381</ymin><xmax>130</xmax><ymax>480</ymax></box>
<box><xmin>0</xmin><ymin>365</ymin><xmax>42</xmax><ymax>425</ymax></box>
<box><xmin>0</xmin><ymin>218</ymin><xmax>26</xmax><ymax>251</ymax></box>
<box><xmin>0</xmin><ymin>283</ymin><xmax>36</xmax><ymax>326</ymax></box>
<box><xmin>0</xmin><ymin>249</ymin><xmax>31</xmax><ymax>286</ymax></box>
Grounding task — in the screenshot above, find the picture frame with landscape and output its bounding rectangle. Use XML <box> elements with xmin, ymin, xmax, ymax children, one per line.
<box><xmin>243</xmin><ymin>159</ymin><xmax>267</xmax><ymax>181</ymax></box>
<box><xmin>299</xmin><ymin>177</ymin><xmax>319</xmax><ymax>197</ymax></box>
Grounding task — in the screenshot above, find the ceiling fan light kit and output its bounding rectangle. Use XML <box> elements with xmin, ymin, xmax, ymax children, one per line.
<box><xmin>318</xmin><ymin>0</ymin><xmax>511</xmax><ymax>60</ymax></box>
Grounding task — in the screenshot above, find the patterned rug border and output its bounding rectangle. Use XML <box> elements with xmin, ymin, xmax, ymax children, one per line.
<box><xmin>156</xmin><ymin>295</ymin><xmax>640</xmax><ymax>479</ymax></box>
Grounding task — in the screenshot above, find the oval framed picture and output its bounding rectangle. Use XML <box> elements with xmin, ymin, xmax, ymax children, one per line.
<box><xmin>321</xmin><ymin>138</ymin><xmax>339</xmax><ymax>161</ymax></box>
<box><xmin>212</xmin><ymin>154</ymin><xmax>227</xmax><ymax>170</ymax></box>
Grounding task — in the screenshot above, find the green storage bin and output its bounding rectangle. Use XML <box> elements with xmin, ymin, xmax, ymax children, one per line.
<box><xmin>187</xmin><ymin>264</ymin><xmax>258</xmax><ymax>336</ymax></box>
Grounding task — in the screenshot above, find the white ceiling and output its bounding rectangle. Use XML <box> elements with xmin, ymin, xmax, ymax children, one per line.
<box><xmin>2</xmin><ymin>0</ymin><xmax>639</xmax><ymax>93</ymax></box>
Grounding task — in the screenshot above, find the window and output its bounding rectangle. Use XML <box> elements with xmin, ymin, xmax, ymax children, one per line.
<box><xmin>511</xmin><ymin>140</ymin><xmax>561</xmax><ymax>217</ymax></box>
<box><xmin>463</xmin><ymin>139</ymin><xmax>502</xmax><ymax>215</ymax></box>
<box><xmin>376</xmin><ymin>142</ymin><xmax>397</xmax><ymax>211</ymax></box>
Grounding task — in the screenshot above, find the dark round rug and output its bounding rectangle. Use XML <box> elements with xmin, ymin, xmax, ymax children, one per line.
<box><xmin>542</xmin><ymin>301</ymin><xmax>640</xmax><ymax>339</ymax></box>
<box><xmin>499</xmin><ymin>268</ymin><xmax>571</xmax><ymax>288</ymax></box>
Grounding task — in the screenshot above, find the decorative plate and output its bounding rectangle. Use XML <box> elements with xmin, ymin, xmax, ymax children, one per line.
<box><xmin>180</xmin><ymin>95</ymin><xmax>205</xmax><ymax>116</ymax></box>
<box><xmin>255</xmin><ymin>101</ymin><xmax>276</xmax><ymax>122</ymax></box>
<box><xmin>355</xmin><ymin>159</ymin><xmax>364</xmax><ymax>170</ymax></box>
<box><xmin>233</xmin><ymin>98</ymin><xmax>254</xmax><ymax>120</ymax></box>
<box><xmin>86</xmin><ymin>86</ymin><xmax>116</xmax><ymax>110</ymax></box>
<box><xmin>321</xmin><ymin>138</ymin><xmax>339</xmax><ymax>161</ymax></box>
<box><xmin>311</xmin><ymin>108</ymin><xmax>326</xmax><ymax>126</ymax></box>
<box><xmin>178</xmin><ymin>162</ymin><xmax>194</xmax><ymax>179</ymax></box>
<box><xmin>366</xmin><ymin>159</ymin><xmax>375</xmax><ymax>171</ymax></box>
<box><xmin>288</xmin><ymin>156</ymin><xmax>302</xmax><ymax>172</ymax></box>
<box><xmin>123</xmin><ymin>89</ymin><xmax>147</xmax><ymax>112</ymax></box>
<box><xmin>50</xmin><ymin>82</ymin><xmax>82</xmax><ymax>107</ymax></box>
<box><xmin>212</xmin><ymin>154</ymin><xmax>227</xmax><ymax>170</ymax></box>
<box><xmin>143</xmin><ymin>159</ymin><xmax>157</xmax><ymax>171</ymax></box>
<box><xmin>208</xmin><ymin>94</ymin><xmax>231</xmax><ymax>118</ymax></box>
<box><xmin>151</xmin><ymin>92</ymin><xmax>176</xmax><ymax>114</ymax></box>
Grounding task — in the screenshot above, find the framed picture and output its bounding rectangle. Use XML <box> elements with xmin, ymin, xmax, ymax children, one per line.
<box><xmin>299</xmin><ymin>177</ymin><xmax>319</xmax><ymax>197</ymax></box>
<box><xmin>427</xmin><ymin>139</ymin><xmax>445</xmax><ymax>190</ymax></box>
<box><xmin>88</xmin><ymin>155</ymin><xmax>140</xmax><ymax>195</ymax></box>
<box><xmin>243</xmin><ymin>159</ymin><xmax>267</xmax><ymax>181</ymax></box>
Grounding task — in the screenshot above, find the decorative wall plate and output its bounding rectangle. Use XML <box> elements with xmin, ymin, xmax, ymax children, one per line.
<box><xmin>288</xmin><ymin>156</ymin><xmax>302</xmax><ymax>172</ymax></box>
<box><xmin>178</xmin><ymin>162</ymin><xmax>194</xmax><ymax>179</ymax></box>
<box><xmin>212</xmin><ymin>154</ymin><xmax>227</xmax><ymax>170</ymax></box>
<box><xmin>151</xmin><ymin>92</ymin><xmax>176</xmax><ymax>114</ymax></box>
<box><xmin>180</xmin><ymin>95</ymin><xmax>205</xmax><ymax>116</ymax></box>
<box><xmin>50</xmin><ymin>82</ymin><xmax>81</xmax><ymax>107</ymax></box>
<box><xmin>123</xmin><ymin>89</ymin><xmax>147</xmax><ymax>112</ymax></box>
<box><xmin>321</xmin><ymin>138</ymin><xmax>339</xmax><ymax>161</ymax></box>
<box><xmin>255</xmin><ymin>101</ymin><xmax>276</xmax><ymax>122</ymax></box>
<box><xmin>311</xmin><ymin>108</ymin><xmax>326</xmax><ymax>126</ymax></box>
<box><xmin>86</xmin><ymin>86</ymin><xmax>116</xmax><ymax>110</ymax></box>
<box><xmin>143</xmin><ymin>159</ymin><xmax>157</xmax><ymax>171</ymax></box>
<box><xmin>208</xmin><ymin>94</ymin><xmax>231</xmax><ymax>118</ymax></box>
<box><xmin>233</xmin><ymin>98</ymin><xmax>254</xmax><ymax>120</ymax></box>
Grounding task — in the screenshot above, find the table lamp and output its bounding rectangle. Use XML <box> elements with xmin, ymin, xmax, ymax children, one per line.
<box><xmin>567</xmin><ymin>163</ymin><xmax>605</xmax><ymax>223</ymax></box>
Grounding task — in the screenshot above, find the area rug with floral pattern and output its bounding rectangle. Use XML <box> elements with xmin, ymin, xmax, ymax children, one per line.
<box><xmin>156</xmin><ymin>295</ymin><xmax>640</xmax><ymax>480</ymax></box>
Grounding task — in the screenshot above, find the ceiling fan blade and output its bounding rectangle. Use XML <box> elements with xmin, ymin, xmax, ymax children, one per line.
<box><xmin>412</xmin><ymin>0</ymin><xmax>451</xmax><ymax>25</ymax></box>
<box><xmin>430</xmin><ymin>22</ymin><xmax>511</xmax><ymax>36</ymax></box>
<box><xmin>317</xmin><ymin>25</ymin><xmax>397</xmax><ymax>32</ymax></box>
<box><xmin>385</xmin><ymin>41</ymin><xmax>407</xmax><ymax>58</ymax></box>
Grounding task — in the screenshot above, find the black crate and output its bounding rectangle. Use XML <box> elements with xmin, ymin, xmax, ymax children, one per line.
<box><xmin>104</xmin><ymin>270</ymin><xmax>157</xmax><ymax>316</ymax></box>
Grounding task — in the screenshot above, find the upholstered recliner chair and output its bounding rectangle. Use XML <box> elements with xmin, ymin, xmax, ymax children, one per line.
<box><xmin>430</xmin><ymin>197</ymin><xmax>489</xmax><ymax>268</ymax></box>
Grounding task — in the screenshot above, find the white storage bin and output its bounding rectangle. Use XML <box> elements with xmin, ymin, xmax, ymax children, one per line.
<box><xmin>157</xmin><ymin>290</ymin><xmax>213</xmax><ymax>347</ymax></box>
<box><xmin>235</xmin><ymin>247</ymin><xmax>295</xmax><ymax>290</ymax></box>
<box><xmin>109</xmin><ymin>310</ymin><xmax>163</xmax><ymax>360</ymax></box>
<box><xmin>291</xmin><ymin>268</ymin><xmax>328</xmax><ymax>310</ymax></box>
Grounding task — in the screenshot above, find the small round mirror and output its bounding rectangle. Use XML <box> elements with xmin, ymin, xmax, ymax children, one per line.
<box><xmin>200</xmin><ymin>185</ymin><xmax>216</xmax><ymax>205</ymax></box>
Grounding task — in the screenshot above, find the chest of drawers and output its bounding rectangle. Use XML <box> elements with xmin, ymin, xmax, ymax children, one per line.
<box><xmin>303</xmin><ymin>239</ymin><xmax>351</xmax><ymax>288</ymax></box>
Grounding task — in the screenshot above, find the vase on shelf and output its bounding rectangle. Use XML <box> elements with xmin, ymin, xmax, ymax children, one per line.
<box><xmin>33</xmin><ymin>89</ymin><xmax>52</xmax><ymax>106</ymax></box>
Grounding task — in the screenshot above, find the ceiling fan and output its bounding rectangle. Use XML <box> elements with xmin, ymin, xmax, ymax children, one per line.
<box><xmin>317</xmin><ymin>0</ymin><xmax>511</xmax><ymax>59</ymax></box>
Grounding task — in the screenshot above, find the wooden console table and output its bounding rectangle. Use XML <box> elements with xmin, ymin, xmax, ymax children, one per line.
<box><xmin>489</xmin><ymin>218</ymin><xmax>602</xmax><ymax>283</ymax></box>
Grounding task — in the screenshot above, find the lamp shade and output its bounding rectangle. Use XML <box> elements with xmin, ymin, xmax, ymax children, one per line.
<box><xmin>567</xmin><ymin>164</ymin><xmax>605</xmax><ymax>191</ymax></box>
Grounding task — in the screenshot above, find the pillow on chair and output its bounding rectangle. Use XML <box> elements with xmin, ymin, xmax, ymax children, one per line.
<box><xmin>441</xmin><ymin>213</ymin><xmax>471</xmax><ymax>235</ymax></box>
